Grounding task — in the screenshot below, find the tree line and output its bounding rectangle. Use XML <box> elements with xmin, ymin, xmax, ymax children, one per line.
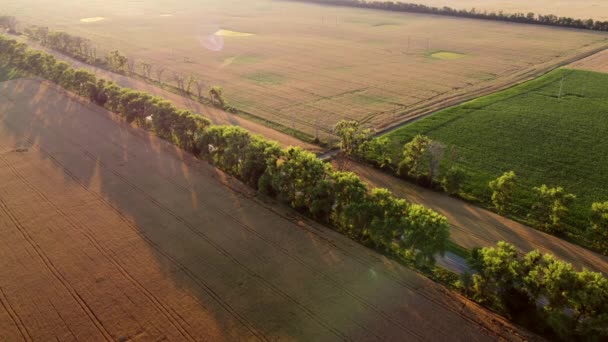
<box><xmin>335</xmin><ymin>125</ymin><xmax>608</xmax><ymax>257</ymax></box>
<box><xmin>282</xmin><ymin>0</ymin><xmax>608</xmax><ymax>31</ymax></box>
<box><xmin>3</xmin><ymin>35</ymin><xmax>607</xmax><ymax>341</ymax></box>
<box><xmin>17</xmin><ymin>23</ymin><xmax>228</xmax><ymax>110</ymax></box>
<box><xmin>0</xmin><ymin>34</ymin><xmax>450</xmax><ymax>269</ymax></box>
<box><xmin>489</xmin><ymin>170</ymin><xmax>608</xmax><ymax>255</ymax></box>
<box><xmin>462</xmin><ymin>241</ymin><xmax>607</xmax><ymax>340</ymax></box>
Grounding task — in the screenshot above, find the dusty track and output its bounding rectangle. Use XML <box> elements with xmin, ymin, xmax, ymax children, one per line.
<box><xmin>344</xmin><ymin>161</ymin><xmax>608</xmax><ymax>274</ymax></box>
<box><xmin>0</xmin><ymin>79</ymin><xmax>539</xmax><ymax>341</ymax></box>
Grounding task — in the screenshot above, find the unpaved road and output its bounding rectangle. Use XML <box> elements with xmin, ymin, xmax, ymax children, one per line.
<box><xmin>0</xmin><ymin>79</ymin><xmax>538</xmax><ymax>341</ymax></box>
<box><xmin>346</xmin><ymin>161</ymin><xmax>608</xmax><ymax>275</ymax></box>
<box><xmin>14</xmin><ymin>36</ymin><xmax>320</xmax><ymax>152</ymax></box>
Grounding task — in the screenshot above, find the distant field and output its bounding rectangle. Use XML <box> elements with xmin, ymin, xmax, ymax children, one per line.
<box><xmin>570</xmin><ymin>49</ymin><xmax>608</xmax><ymax>74</ymax></box>
<box><xmin>383</xmin><ymin>69</ymin><xmax>608</xmax><ymax>229</ymax></box>
<box><xmin>412</xmin><ymin>0</ymin><xmax>608</xmax><ymax>21</ymax></box>
<box><xmin>4</xmin><ymin>0</ymin><xmax>608</xmax><ymax>140</ymax></box>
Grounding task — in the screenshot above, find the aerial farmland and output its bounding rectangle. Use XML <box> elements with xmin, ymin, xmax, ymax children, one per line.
<box><xmin>4</xmin><ymin>0</ymin><xmax>608</xmax><ymax>139</ymax></box>
<box><xmin>1</xmin><ymin>0</ymin><xmax>608</xmax><ymax>341</ymax></box>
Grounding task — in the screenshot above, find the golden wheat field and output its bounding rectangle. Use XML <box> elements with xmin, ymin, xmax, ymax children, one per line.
<box><xmin>4</xmin><ymin>0</ymin><xmax>608</xmax><ymax>139</ymax></box>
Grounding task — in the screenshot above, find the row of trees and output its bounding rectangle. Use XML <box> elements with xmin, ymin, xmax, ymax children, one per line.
<box><xmin>198</xmin><ymin>125</ymin><xmax>450</xmax><ymax>266</ymax></box>
<box><xmin>383</xmin><ymin>134</ymin><xmax>607</xmax><ymax>255</ymax></box>
<box><xmin>0</xmin><ymin>34</ymin><xmax>450</xmax><ymax>268</ymax></box>
<box><xmin>490</xmin><ymin>171</ymin><xmax>608</xmax><ymax>254</ymax></box>
<box><xmin>24</xmin><ymin>25</ymin><xmax>100</xmax><ymax>64</ymax></box>
<box><xmin>462</xmin><ymin>242</ymin><xmax>608</xmax><ymax>340</ymax></box>
<box><xmin>345</xmin><ymin>130</ymin><xmax>606</xmax><ymax>256</ymax></box>
<box><xmin>285</xmin><ymin>0</ymin><xmax>608</xmax><ymax>31</ymax></box>
<box><xmin>19</xmin><ymin>23</ymin><xmax>227</xmax><ymax>107</ymax></box>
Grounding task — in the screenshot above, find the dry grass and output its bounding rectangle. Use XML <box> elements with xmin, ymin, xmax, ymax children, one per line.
<box><xmin>5</xmin><ymin>0</ymin><xmax>608</xmax><ymax>139</ymax></box>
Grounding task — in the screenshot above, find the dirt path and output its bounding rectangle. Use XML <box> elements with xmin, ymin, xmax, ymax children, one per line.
<box><xmin>345</xmin><ymin>161</ymin><xmax>608</xmax><ymax>274</ymax></box>
<box><xmin>14</xmin><ymin>36</ymin><xmax>320</xmax><ymax>152</ymax></box>
<box><xmin>0</xmin><ymin>78</ymin><xmax>539</xmax><ymax>341</ymax></box>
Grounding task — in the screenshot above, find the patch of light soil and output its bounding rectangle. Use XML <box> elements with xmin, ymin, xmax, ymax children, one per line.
<box><xmin>215</xmin><ymin>29</ymin><xmax>254</xmax><ymax>37</ymax></box>
<box><xmin>80</xmin><ymin>17</ymin><xmax>105</xmax><ymax>23</ymax></box>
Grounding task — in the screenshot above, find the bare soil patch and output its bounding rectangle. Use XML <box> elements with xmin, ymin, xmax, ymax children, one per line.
<box><xmin>0</xmin><ymin>78</ymin><xmax>538</xmax><ymax>340</ymax></box>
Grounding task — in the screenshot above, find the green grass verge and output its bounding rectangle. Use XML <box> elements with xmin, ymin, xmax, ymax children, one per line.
<box><xmin>383</xmin><ymin>68</ymin><xmax>608</xmax><ymax>238</ymax></box>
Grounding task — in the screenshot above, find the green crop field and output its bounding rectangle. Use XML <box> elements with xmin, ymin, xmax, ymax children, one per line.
<box><xmin>384</xmin><ymin>68</ymin><xmax>608</xmax><ymax>230</ymax></box>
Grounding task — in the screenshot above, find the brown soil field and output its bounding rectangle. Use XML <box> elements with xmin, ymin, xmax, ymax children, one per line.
<box><xmin>569</xmin><ymin>49</ymin><xmax>608</xmax><ymax>73</ymax></box>
<box><xmin>342</xmin><ymin>161</ymin><xmax>608</xmax><ymax>275</ymax></box>
<box><xmin>0</xmin><ymin>78</ymin><xmax>539</xmax><ymax>341</ymax></box>
<box><xmin>5</xmin><ymin>0</ymin><xmax>608</xmax><ymax>139</ymax></box>
<box><xmin>407</xmin><ymin>1</ymin><xmax>608</xmax><ymax>21</ymax></box>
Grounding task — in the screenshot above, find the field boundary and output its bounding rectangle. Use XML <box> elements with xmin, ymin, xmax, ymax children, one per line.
<box><xmin>374</xmin><ymin>43</ymin><xmax>608</xmax><ymax>138</ymax></box>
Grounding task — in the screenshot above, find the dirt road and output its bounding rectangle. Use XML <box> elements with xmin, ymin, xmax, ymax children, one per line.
<box><xmin>346</xmin><ymin>161</ymin><xmax>608</xmax><ymax>274</ymax></box>
<box><xmin>0</xmin><ymin>78</ymin><xmax>538</xmax><ymax>341</ymax></box>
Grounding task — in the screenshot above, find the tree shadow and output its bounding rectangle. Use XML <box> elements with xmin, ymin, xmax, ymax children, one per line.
<box><xmin>0</xmin><ymin>78</ymin><xmax>539</xmax><ymax>341</ymax></box>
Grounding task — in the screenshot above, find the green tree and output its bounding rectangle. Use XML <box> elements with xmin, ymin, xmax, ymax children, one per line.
<box><xmin>209</xmin><ymin>86</ymin><xmax>226</xmax><ymax>108</ymax></box>
<box><xmin>240</xmin><ymin>135</ymin><xmax>281</xmax><ymax>189</ymax></box>
<box><xmin>106</xmin><ymin>50</ymin><xmax>128</xmax><ymax>73</ymax></box>
<box><xmin>398</xmin><ymin>134</ymin><xmax>431</xmax><ymax>180</ymax></box>
<box><xmin>367</xmin><ymin>189</ymin><xmax>409</xmax><ymax>251</ymax></box>
<box><xmin>329</xmin><ymin>171</ymin><xmax>369</xmax><ymax>234</ymax></box>
<box><xmin>399</xmin><ymin>204</ymin><xmax>450</xmax><ymax>266</ymax></box>
<box><xmin>361</xmin><ymin>137</ymin><xmax>392</xmax><ymax>168</ymax></box>
<box><xmin>265</xmin><ymin>147</ymin><xmax>329</xmax><ymax>213</ymax></box>
<box><xmin>441</xmin><ymin>165</ymin><xmax>467</xmax><ymax>195</ymax></box>
<box><xmin>529</xmin><ymin>185</ymin><xmax>576</xmax><ymax>234</ymax></box>
<box><xmin>489</xmin><ymin>171</ymin><xmax>516</xmax><ymax>213</ymax></box>
<box><xmin>333</xmin><ymin>120</ymin><xmax>374</xmax><ymax>157</ymax></box>
<box><xmin>589</xmin><ymin>202</ymin><xmax>608</xmax><ymax>253</ymax></box>
<box><xmin>467</xmin><ymin>242</ymin><xmax>521</xmax><ymax>313</ymax></box>
<box><xmin>569</xmin><ymin>270</ymin><xmax>608</xmax><ymax>338</ymax></box>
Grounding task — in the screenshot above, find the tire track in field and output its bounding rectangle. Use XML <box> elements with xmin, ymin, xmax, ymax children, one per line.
<box><xmin>0</xmin><ymin>286</ymin><xmax>33</xmax><ymax>342</ymax></box>
<box><xmin>0</xmin><ymin>155</ymin><xmax>197</xmax><ymax>342</ymax></box>
<box><xmin>0</xmin><ymin>197</ymin><xmax>114</xmax><ymax>342</ymax></box>
<box><xmin>47</xmin><ymin>299</ymin><xmax>78</xmax><ymax>341</ymax></box>
<box><xmin>0</xmin><ymin>140</ymin><xmax>268</xmax><ymax>342</ymax></box>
